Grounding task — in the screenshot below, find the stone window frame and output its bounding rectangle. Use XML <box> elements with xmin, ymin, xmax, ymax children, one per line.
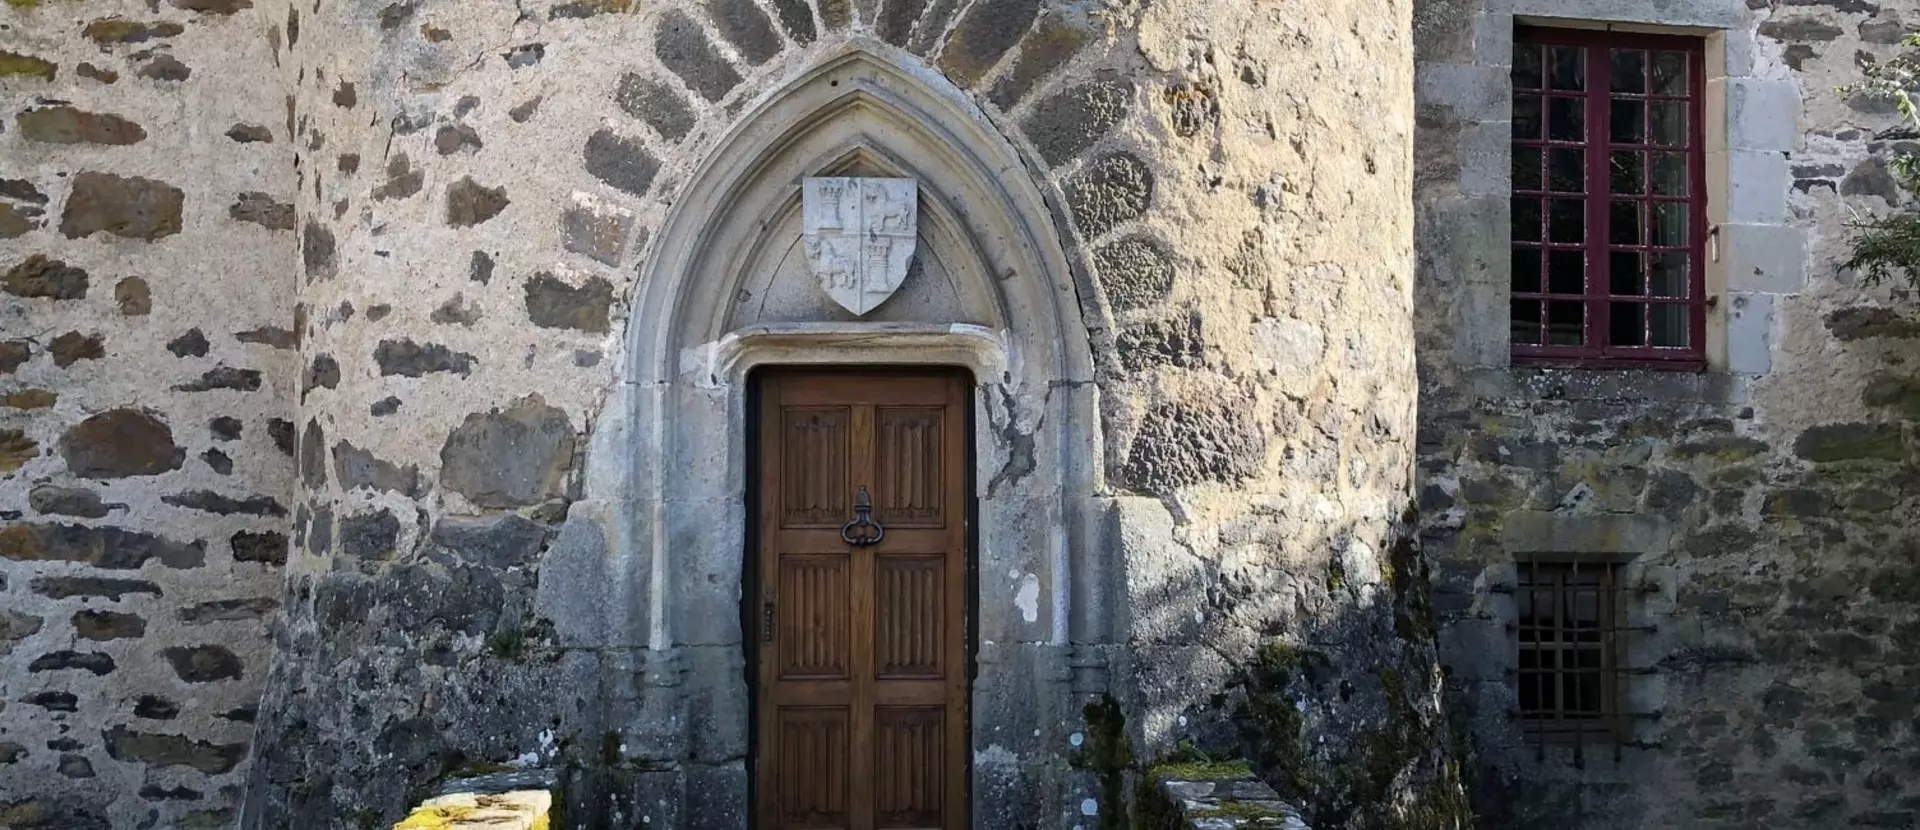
<box><xmin>1508</xmin><ymin>26</ymin><xmax>1711</xmax><ymax>369</ymax></box>
<box><xmin>1433</xmin><ymin>0</ymin><xmax>1803</xmax><ymax>380</ymax></box>
<box><xmin>1477</xmin><ymin>513</ymin><xmax>1677</xmax><ymax>770</ymax></box>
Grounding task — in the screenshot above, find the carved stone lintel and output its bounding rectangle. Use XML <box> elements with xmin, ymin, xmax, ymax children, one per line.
<box><xmin>803</xmin><ymin>177</ymin><xmax>917</xmax><ymax>315</ymax></box>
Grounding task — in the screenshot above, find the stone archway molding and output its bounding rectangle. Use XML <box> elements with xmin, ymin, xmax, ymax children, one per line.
<box><xmin>571</xmin><ymin>38</ymin><xmax>1111</xmax><ymax>825</ymax></box>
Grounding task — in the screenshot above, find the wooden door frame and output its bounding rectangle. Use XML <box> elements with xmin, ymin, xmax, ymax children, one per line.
<box><xmin>742</xmin><ymin>364</ymin><xmax>979</xmax><ymax>830</ymax></box>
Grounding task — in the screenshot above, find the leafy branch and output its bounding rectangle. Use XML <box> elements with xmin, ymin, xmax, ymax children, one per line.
<box><xmin>1837</xmin><ymin>32</ymin><xmax>1920</xmax><ymax>288</ymax></box>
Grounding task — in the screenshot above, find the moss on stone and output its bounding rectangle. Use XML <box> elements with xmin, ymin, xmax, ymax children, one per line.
<box><xmin>1132</xmin><ymin>769</ymin><xmax>1181</xmax><ymax>830</ymax></box>
<box><xmin>1150</xmin><ymin>759</ymin><xmax>1253</xmax><ymax>780</ymax></box>
<box><xmin>448</xmin><ymin>761</ymin><xmax>516</xmax><ymax>776</ymax></box>
<box><xmin>1075</xmin><ymin>695</ymin><xmax>1134</xmax><ymax>830</ymax></box>
<box><xmin>0</xmin><ymin>51</ymin><xmax>57</xmax><ymax>80</ymax></box>
<box><xmin>1190</xmin><ymin>801</ymin><xmax>1287</xmax><ymax>821</ymax></box>
<box><xmin>1241</xmin><ymin>644</ymin><xmax>1317</xmax><ymax>795</ymax></box>
<box><xmin>485</xmin><ymin>629</ymin><xmax>525</xmax><ymax>660</ymax></box>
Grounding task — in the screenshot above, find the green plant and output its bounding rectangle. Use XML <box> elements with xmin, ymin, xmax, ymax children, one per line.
<box><xmin>1838</xmin><ymin>33</ymin><xmax>1920</xmax><ymax>288</ymax></box>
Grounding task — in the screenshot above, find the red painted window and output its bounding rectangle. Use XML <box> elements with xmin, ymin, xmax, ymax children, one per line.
<box><xmin>1510</xmin><ymin>28</ymin><xmax>1708</xmax><ymax>368</ymax></box>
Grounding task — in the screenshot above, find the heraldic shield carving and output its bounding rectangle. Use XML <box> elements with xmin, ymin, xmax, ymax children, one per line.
<box><xmin>802</xmin><ymin>177</ymin><xmax>918</xmax><ymax>316</ymax></box>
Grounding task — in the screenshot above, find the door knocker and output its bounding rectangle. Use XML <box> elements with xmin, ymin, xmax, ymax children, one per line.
<box><xmin>841</xmin><ymin>486</ymin><xmax>885</xmax><ymax>547</ymax></box>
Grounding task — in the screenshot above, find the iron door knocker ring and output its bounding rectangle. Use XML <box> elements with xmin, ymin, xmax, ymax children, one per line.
<box><xmin>842</xmin><ymin>485</ymin><xmax>885</xmax><ymax>547</ymax></box>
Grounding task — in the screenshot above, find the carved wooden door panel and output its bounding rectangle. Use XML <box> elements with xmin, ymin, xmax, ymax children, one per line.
<box><xmin>755</xmin><ymin>370</ymin><xmax>969</xmax><ymax>830</ymax></box>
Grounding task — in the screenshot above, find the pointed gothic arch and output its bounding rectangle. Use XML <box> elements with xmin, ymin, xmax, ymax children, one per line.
<box><xmin>577</xmin><ymin>40</ymin><xmax>1114</xmax><ymax>824</ymax></box>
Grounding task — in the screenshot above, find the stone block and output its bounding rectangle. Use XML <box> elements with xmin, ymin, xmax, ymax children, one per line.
<box><xmin>1437</xmin><ymin>618</ymin><xmax>1513</xmax><ymax>682</ymax></box>
<box><xmin>1416</xmin><ymin>62</ymin><xmax>1510</xmax><ymax>123</ymax></box>
<box><xmin>686</xmin><ymin>762</ymin><xmax>749</xmax><ymax>830</ymax></box>
<box><xmin>1456</xmin><ymin>120</ymin><xmax>1512</xmax><ymax>198</ymax></box>
<box><xmin>1710</xmin><ymin>150</ymin><xmax>1790</xmax><ymax>225</ymax></box>
<box><xmin>1110</xmin><ymin>497</ymin><xmax>1206</xmax><ymax>646</ymax></box>
<box><xmin>934</xmin><ymin>0</ymin><xmax>1038</xmax><ymax>87</ymax></box>
<box><xmin>59</xmin><ymin>172</ymin><xmax>183</xmax><ymax>240</ymax></box>
<box><xmin>665</xmin><ymin>498</ymin><xmax>745</xmax><ymax>646</ymax></box>
<box><xmin>1720</xmin><ymin>223</ymin><xmax>1806</xmax><ymax>293</ymax></box>
<box><xmin>1499</xmin><ymin>511</ymin><xmax>1672</xmax><ymax>556</ymax></box>
<box><xmin>1726</xmin><ymin>291</ymin><xmax>1774</xmax><ymax>375</ymax></box>
<box><xmin>682</xmin><ymin>647</ymin><xmax>748</xmax><ymax>762</ymax></box>
<box><xmin>1513</xmin><ymin>0</ymin><xmax>1744</xmax><ymax>28</ymax></box>
<box><xmin>583</xmin><ymin>129</ymin><xmax>661</xmax><ymax>197</ymax></box>
<box><xmin>705</xmin><ymin>0</ymin><xmax>781</xmax><ymax>65</ymax></box>
<box><xmin>614</xmin><ymin>73</ymin><xmax>696</xmax><ymax>142</ymax></box>
<box><xmin>654</xmin><ymin>10</ymin><xmax>741</xmax><ymax>102</ymax></box>
<box><xmin>524</xmin><ymin>271</ymin><xmax>615</xmax><ymax>332</ymax></box>
<box><xmin>438</xmin><ymin>394</ymin><xmax>576</xmax><ymax>508</ymax></box>
<box><xmin>1712</xmin><ymin>78</ymin><xmax>1800</xmax><ymax>154</ymax></box>
<box><xmin>1023</xmin><ymin>81</ymin><xmax>1129</xmax><ymax>167</ymax></box>
<box><xmin>561</xmin><ymin>193</ymin><xmax>636</xmax><ymax>266</ymax></box>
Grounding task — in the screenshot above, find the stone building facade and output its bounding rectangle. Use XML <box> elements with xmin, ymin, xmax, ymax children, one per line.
<box><xmin>0</xmin><ymin>0</ymin><xmax>1912</xmax><ymax>829</ymax></box>
<box><xmin>1416</xmin><ymin>0</ymin><xmax>1920</xmax><ymax>828</ymax></box>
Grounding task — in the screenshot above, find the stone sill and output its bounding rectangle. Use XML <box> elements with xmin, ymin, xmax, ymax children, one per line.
<box><xmin>1150</xmin><ymin>765</ymin><xmax>1312</xmax><ymax>830</ymax></box>
<box><xmin>1438</xmin><ymin>365</ymin><xmax>1749</xmax><ymax>407</ymax></box>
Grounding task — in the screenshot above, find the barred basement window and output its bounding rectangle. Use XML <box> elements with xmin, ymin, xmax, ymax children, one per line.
<box><xmin>1516</xmin><ymin>560</ymin><xmax>1634</xmax><ymax>761</ymax></box>
<box><xmin>1510</xmin><ymin>28</ymin><xmax>1708</xmax><ymax>368</ymax></box>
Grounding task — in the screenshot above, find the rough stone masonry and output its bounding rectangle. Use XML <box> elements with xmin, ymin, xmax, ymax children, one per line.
<box><xmin>0</xmin><ymin>0</ymin><xmax>1914</xmax><ymax>829</ymax></box>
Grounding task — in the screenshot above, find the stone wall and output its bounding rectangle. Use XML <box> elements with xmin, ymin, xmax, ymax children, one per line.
<box><xmin>7</xmin><ymin>0</ymin><xmax>1464</xmax><ymax>827</ymax></box>
<box><xmin>231</xmin><ymin>0</ymin><xmax>1460</xmax><ymax>827</ymax></box>
<box><xmin>0</xmin><ymin>0</ymin><xmax>297</xmax><ymax>826</ymax></box>
<box><xmin>1413</xmin><ymin>0</ymin><xmax>1920</xmax><ymax>828</ymax></box>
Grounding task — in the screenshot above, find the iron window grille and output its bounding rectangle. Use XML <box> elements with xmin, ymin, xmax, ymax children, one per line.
<box><xmin>1513</xmin><ymin>559</ymin><xmax>1655</xmax><ymax>765</ymax></box>
<box><xmin>1510</xmin><ymin>27</ymin><xmax>1709</xmax><ymax>369</ymax></box>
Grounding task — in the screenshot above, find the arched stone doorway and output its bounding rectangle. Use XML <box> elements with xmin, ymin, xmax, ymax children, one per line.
<box><xmin>577</xmin><ymin>42</ymin><xmax>1110</xmax><ymax>827</ymax></box>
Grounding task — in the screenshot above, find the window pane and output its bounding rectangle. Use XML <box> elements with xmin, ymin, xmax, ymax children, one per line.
<box><xmin>1549</xmin><ymin>199</ymin><xmax>1585</xmax><ymax>243</ymax></box>
<box><xmin>1611</xmin><ymin>302</ymin><xmax>1647</xmax><ymax>346</ymax></box>
<box><xmin>1514</xmin><ymin>44</ymin><xmax>1546</xmax><ymax>90</ymax></box>
<box><xmin>1652</xmin><ymin>152</ymin><xmax>1688</xmax><ymax>196</ymax></box>
<box><xmin>1650</xmin><ymin>251</ymin><xmax>1688</xmax><ymax>297</ymax></box>
<box><xmin>1549</xmin><ymin>97</ymin><xmax>1585</xmax><ymax>141</ymax></box>
<box><xmin>1512</xmin><ymin>247</ymin><xmax>1542</xmax><ymax>293</ymax></box>
<box><xmin>1610</xmin><ymin>49</ymin><xmax>1647</xmax><ymax>94</ymax></box>
<box><xmin>1651</xmin><ymin>303</ymin><xmax>1689</xmax><ymax>347</ymax></box>
<box><xmin>1514</xmin><ymin>146</ymin><xmax>1544</xmax><ymax>192</ymax></box>
<box><xmin>1514</xmin><ymin>96</ymin><xmax>1543</xmax><ymax>140</ymax></box>
<box><xmin>1610</xmin><ymin>151</ymin><xmax>1645</xmax><ymax>195</ymax></box>
<box><xmin>1550</xmin><ymin>46</ymin><xmax>1586</xmax><ymax>91</ymax></box>
<box><xmin>1571</xmin><ymin>589</ymin><xmax>1600</xmax><ymax>625</ymax></box>
<box><xmin>1548</xmin><ymin>300</ymin><xmax>1585</xmax><ymax>345</ymax></box>
<box><xmin>1520</xmin><ymin>672</ymin><xmax>1547</xmax><ymax>712</ymax></box>
<box><xmin>1528</xmin><ymin>579</ymin><xmax>1556</xmax><ymax>623</ymax></box>
<box><xmin>1650</xmin><ymin>100</ymin><xmax>1687</xmax><ymax>147</ymax></box>
<box><xmin>1548</xmin><ymin>249</ymin><xmax>1585</xmax><ymax>294</ymax></box>
<box><xmin>1652</xmin><ymin>202</ymin><xmax>1687</xmax><ymax>247</ymax></box>
<box><xmin>1652</xmin><ymin>51</ymin><xmax>1688</xmax><ymax>95</ymax></box>
<box><xmin>1549</xmin><ymin>148</ymin><xmax>1585</xmax><ymax>193</ymax></box>
<box><xmin>1513</xmin><ymin>198</ymin><xmax>1543</xmax><ymax>242</ymax></box>
<box><xmin>1610</xmin><ymin>99</ymin><xmax>1645</xmax><ymax>144</ymax></box>
<box><xmin>1572</xmin><ymin>664</ymin><xmax>1604</xmax><ymax>715</ymax></box>
<box><xmin>1610</xmin><ymin>201</ymin><xmax>1643</xmax><ymax>245</ymax></box>
<box><xmin>1512</xmin><ymin>299</ymin><xmax>1543</xmax><ymax>344</ymax></box>
<box><xmin>1609</xmin><ymin>251</ymin><xmax>1645</xmax><ymax>295</ymax></box>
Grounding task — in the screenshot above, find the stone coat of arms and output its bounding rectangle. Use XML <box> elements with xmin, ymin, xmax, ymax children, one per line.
<box><xmin>802</xmin><ymin>177</ymin><xmax>918</xmax><ymax>316</ymax></box>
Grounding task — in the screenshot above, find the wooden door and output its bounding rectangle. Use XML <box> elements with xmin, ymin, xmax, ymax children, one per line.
<box><xmin>754</xmin><ymin>369</ymin><xmax>969</xmax><ymax>830</ymax></box>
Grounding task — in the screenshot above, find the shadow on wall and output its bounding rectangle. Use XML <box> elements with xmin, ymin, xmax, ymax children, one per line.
<box><xmin>1104</xmin><ymin>501</ymin><xmax>1476</xmax><ymax>830</ymax></box>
